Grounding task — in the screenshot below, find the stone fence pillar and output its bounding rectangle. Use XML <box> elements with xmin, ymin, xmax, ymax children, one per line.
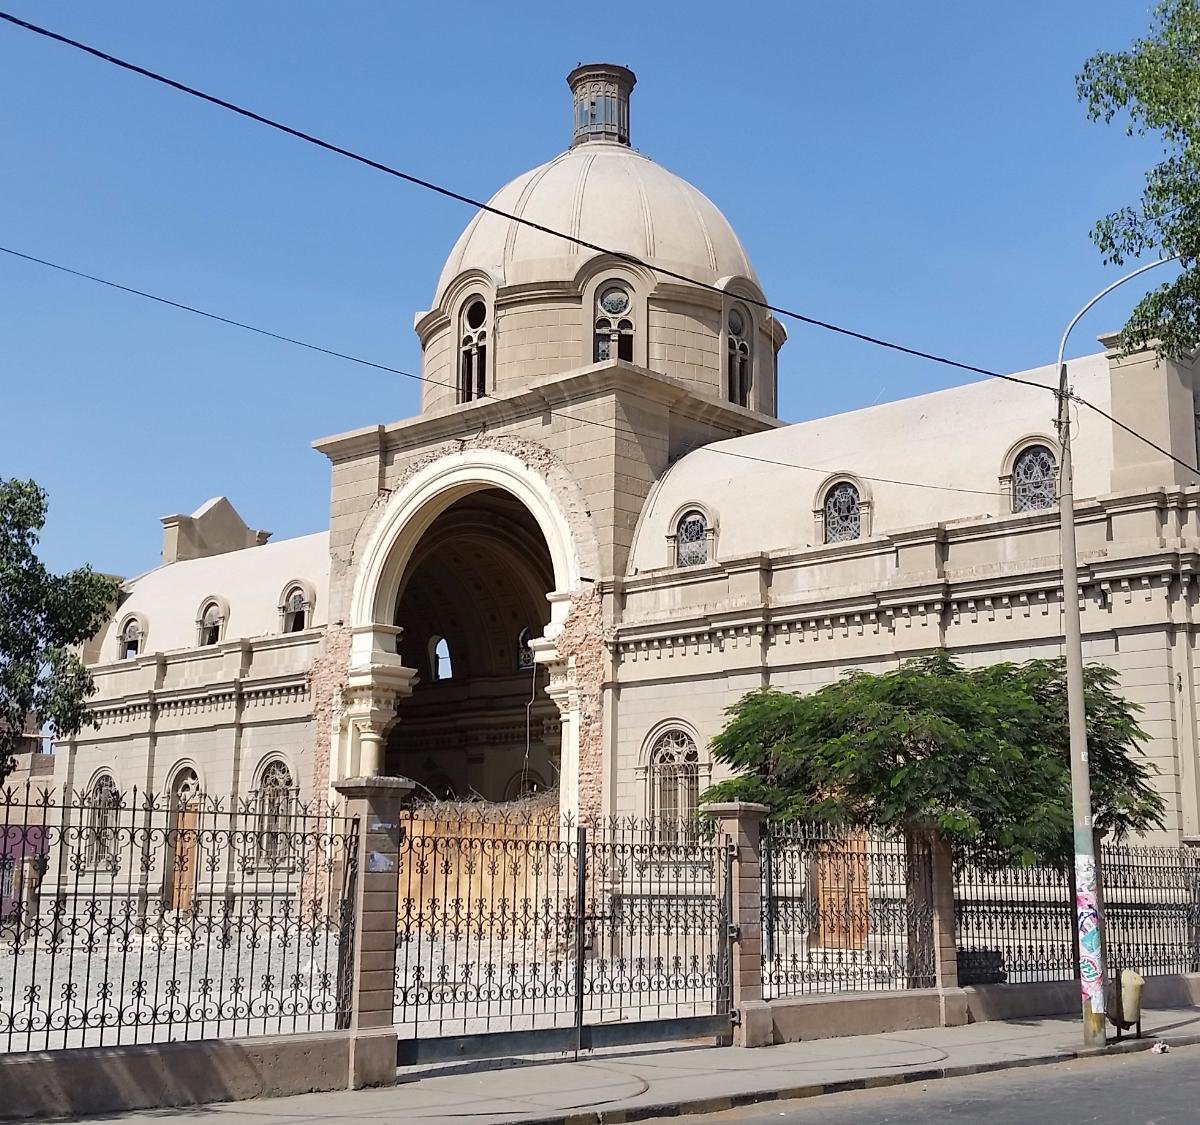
<box><xmin>702</xmin><ymin>801</ymin><xmax>770</xmax><ymax>1047</ymax></box>
<box><xmin>335</xmin><ymin>775</ymin><xmax>414</xmax><ymax>1088</ymax></box>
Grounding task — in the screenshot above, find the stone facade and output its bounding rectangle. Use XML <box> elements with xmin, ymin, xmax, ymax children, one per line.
<box><xmin>64</xmin><ymin>64</ymin><xmax>1200</xmax><ymax>847</ymax></box>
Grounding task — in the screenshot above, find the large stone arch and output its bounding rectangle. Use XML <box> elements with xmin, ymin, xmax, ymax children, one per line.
<box><xmin>337</xmin><ymin>443</ymin><xmax>603</xmax><ymax>814</ymax></box>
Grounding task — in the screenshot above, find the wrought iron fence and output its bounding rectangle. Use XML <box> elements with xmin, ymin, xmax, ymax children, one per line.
<box><xmin>952</xmin><ymin>850</ymin><xmax>1074</xmax><ymax>985</ymax></box>
<box><xmin>761</xmin><ymin>822</ymin><xmax>934</xmax><ymax>997</ymax></box>
<box><xmin>0</xmin><ymin>784</ymin><xmax>357</xmax><ymax>1053</ymax></box>
<box><xmin>392</xmin><ymin>805</ymin><xmax>731</xmax><ymax>1046</ymax></box>
<box><xmin>1103</xmin><ymin>843</ymin><xmax>1200</xmax><ymax>978</ymax></box>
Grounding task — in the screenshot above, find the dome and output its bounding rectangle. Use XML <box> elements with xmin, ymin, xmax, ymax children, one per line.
<box><xmin>433</xmin><ymin>66</ymin><xmax>758</xmax><ymax>305</ymax></box>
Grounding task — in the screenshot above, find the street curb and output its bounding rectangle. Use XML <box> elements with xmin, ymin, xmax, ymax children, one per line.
<box><xmin>509</xmin><ymin>1033</ymin><xmax>1200</xmax><ymax>1125</ymax></box>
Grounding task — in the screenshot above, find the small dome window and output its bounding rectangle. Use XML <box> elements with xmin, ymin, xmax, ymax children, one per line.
<box><xmin>727</xmin><ymin>306</ymin><xmax>752</xmax><ymax>408</ymax></box>
<box><xmin>430</xmin><ymin>636</ymin><xmax>453</xmax><ymax>682</ymax></box>
<box><xmin>459</xmin><ymin>298</ymin><xmax>488</xmax><ymax>402</ymax></box>
<box><xmin>823</xmin><ymin>482</ymin><xmax>861</xmax><ymax>543</ymax></box>
<box><xmin>120</xmin><ymin>618</ymin><xmax>142</xmax><ymax>661</ymax></box>
<box><xmin>675</xmin><ymin>510</ymin><xmax>709</xmax><ymax>567</ymax></box>
<box><xmin>198</xmin><ymin>601</ymin><xmax>223</xmax><ymax>647</ymax></box>
<box><xmin>1012</xmin><ymin>444</ymin><xmax>1057</xmax><ymax>513</ymax></box>
<box><xmin>594</xmin><ymin>284</ymin><xmax>634</xmax><ymax>362</ymax></box>
<box><xmin>282</xmin><ymin>587</ymin><xmax>308</xmax><ymax>633</ymax></box>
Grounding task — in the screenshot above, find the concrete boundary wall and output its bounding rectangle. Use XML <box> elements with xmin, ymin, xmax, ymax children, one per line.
<box><xmin>740</xmin><ymin>975</ymin><xmax>1200</xmax><ymax>1048</ymax></box>
<box><xmin>0</xmin><ymin>1031</ymin><xmax>353</xmax><ymax>1121</ymax></box>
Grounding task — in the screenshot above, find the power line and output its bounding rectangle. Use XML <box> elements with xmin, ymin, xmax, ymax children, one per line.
<box><xmin>0</xmin><ymin>243</ymin><xmax>1007</xmax><ymax>497</ymax></box>
<box><xmin>0</xmin><ymin>9</ymin><xmax>1052</xmax><ymax>395</ymax></box>
<box><xmin>1069</xmin><ymin>394</ymin><xmax>1200</xmax><ymax>479</ymax></box>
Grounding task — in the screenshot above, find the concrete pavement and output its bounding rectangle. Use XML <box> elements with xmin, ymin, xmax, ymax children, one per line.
<box><xmin>71</xmin><ymin>1007</ymin><xmax>1200</xmax><ymax>1125</ymax></box>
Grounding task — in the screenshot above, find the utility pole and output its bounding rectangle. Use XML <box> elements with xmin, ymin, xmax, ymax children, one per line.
<box><xmin>1055</xmin><ymin>257</ymin><xmax>1178</xmax><ymax>1047</ymax></box>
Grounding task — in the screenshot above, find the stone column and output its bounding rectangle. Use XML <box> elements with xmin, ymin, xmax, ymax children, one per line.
<box><xmin>543</xmin><ymin>654</ymin><xmax>581</xmax><ymax>818</ymax></box>
<box><xmin>340</xmin><ymin>624</ymin><xmax>418</xmax><ymax>779</ymax></box>
<box><xmin>334</xmin><ymin>774</ymin><xmax>415</xmax><ymax>1088</ymax></box>
<box><xmin>702</xmin><ymin>801</ymin><xmax>771</xmax><ymax>1047</ymax></box>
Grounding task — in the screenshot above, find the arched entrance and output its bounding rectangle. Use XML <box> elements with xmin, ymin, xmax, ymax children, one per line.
<box><xmin>386</xmin><ymin>489</ymin><xmax>558</xmax><ymax>800</ymax></box>
<box><xmin>343</xmin><ymin>446</ymin><xmax>597</xmax><ymax>813</ymax></box>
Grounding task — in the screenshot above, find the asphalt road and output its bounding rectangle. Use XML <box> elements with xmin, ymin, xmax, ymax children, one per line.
<box><xmin>651</xmin><ymin>1045</ymin><xmax>1200</xmax><ymax>1124</ymax></box>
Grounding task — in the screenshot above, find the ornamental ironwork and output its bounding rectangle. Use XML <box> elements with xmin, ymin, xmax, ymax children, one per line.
<box><xmin>648</xmin><ymin>729</ymin><xmax>702</xmax><ymax>826</ymax></box>
<box><xmin>0</xmin><ymin>783</ymin><xmax>355</xmax><ymax>1053</ymax></box>
<box><xmin>675</xmin><ymin>511</ymin><xmax>708</xmax><ymax>567</ymax></box>
<box><xmin>823</xmin><ymin>482</ymin><xmax>861</xmax><ymax>543</ymax></box>
<box><xmin>1012</xmin><ymin>445</ymin><xmax>1057</xmax><ymax>512</ymax></box>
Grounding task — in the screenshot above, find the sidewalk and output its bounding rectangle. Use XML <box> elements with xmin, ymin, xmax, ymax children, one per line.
<box><xmin>74</xmin><ymin>1007</ymin><xmax>1200</xmax><ymax>1125</ymax></box>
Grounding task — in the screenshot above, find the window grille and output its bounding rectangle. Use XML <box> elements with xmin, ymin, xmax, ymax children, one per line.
<box><xmin>647</xmin><ymin>729</ymin><xmax>702</xmax><ymax>837</ymax></box>
<box><xmin>823</xmin><ymin>482</ymin><xmax>861</xmax><ymax>543</ymax></box>
<box><xmin>86</xmin><ymin>774</ymin><xmax>119</xmax><ymax>868</ymax></box>
<box><xmin>254</xmin><ymin>761</ymin><xmax>296</xmax><ymax>870</ymax></box>
<box><xmin>675</xmin><ymin>510</ymin><xmax>709</xmax><ymax>567</ymax></box>
<box><xmin>1012</xmin><ymin>445</ymin><xmax>1057</xmax><ymax>512</ymax></box>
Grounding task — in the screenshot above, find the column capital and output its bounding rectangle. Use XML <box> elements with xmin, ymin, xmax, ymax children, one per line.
<box><xmin>334</xmin><ymin>775</ymin><xmax>416</xmax><ymax>803</ymax></box>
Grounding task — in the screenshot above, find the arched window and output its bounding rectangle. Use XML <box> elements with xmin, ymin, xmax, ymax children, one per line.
<box><xmin>675</xmin><ymin>510</ymin><xmax>709</xmax><ymax>567</ymax></box>
<box><xmin>459</xmin><ymin>298</ymin><xmax>488</xmax><ymax>402</ymax></box>
<box><xmin>727</xmin><ymin>307</ymin><xmax>752</xmax><ymax>407</ymax></box>
<box><xmin>120</xmin><ymin>618</ymin><xmax>141</xmax><ymax>661</ymax></box>
<box><xmin>504</xmin><ymin>770</ymin><xmax>547</xmax><ymax>801</ymax></box>
<box><xmin>430</xmin><ymin>636</ymin><xmax>453</xmax><ymax>682</ymax></box>
<box><xmin>647</xmin><ymin>729</ymin><xmax>702</xmax><ymax>832</ymax></box>
<box><xmin>198</xmin><ymin>602</ymin><xmax>223</xmax><ymax>646</ymax></box>
<box><xmin>86</xmin><ymin>773</ymin><xmax>119</xmax><ymax>868</ymax></box>
<box><xmin>517</xmin><ymin>627</ymin><xmax>535</xmax><ymax>670</ymax></box>
<box><xmin>282</xmin><ymin>587</ymin><xmax>307</xmax><ymax>633</ymax></box>
<box><xmin>593</xmin><ymin>284</ymin><xmax>634</xmax><ymax>362</ymax></box>
<box><xmin>1012</xmin><ymin>444</ymin><xmax>1057</xmax><ymax>513</ymax></box>
<box><xmin>254</xmin><ymin>760</ymin><xmax>295</xmax><ymax>869</ymax></box>
<box><xmin>823</xmin><ymin>482</ymin><xmax>861</xmax><ymax>543</ymax></box>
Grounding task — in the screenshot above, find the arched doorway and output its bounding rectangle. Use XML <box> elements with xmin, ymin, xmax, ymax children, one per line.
<box><xmin>387</xmin><ymin>488</ymin><xmax>558</xmax><ymax>801</ymax></box>
<box><xmin>165</xmin><ymin>767</ymin><xmax>201</xmax><ymax>911</ymax></box>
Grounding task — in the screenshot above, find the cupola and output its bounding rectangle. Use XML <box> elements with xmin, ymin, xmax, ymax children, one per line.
<box><xmin>568</xmin><ymin>63</ymin><xmax>636</xmax><ymax>147</ymax></box>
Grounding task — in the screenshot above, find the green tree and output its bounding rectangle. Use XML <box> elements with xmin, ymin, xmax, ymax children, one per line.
<box><xmin>1077</xmin><ymin>0</ymin><xmax>1200</xmax><ymax>358</ymax></box>
<box><xmin>0</xmin><ymin>479</ymin><xmax>118</xmax><ymax>779</ymax></box>
<box><xmin>703</xmin><ymin>652</ymin><xmax>1163</xmax><ymax>865</ymax></box>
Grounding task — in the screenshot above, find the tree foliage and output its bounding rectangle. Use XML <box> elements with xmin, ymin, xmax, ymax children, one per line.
<box><xmin>1077</xmin><ymin>0</ymin><xmax>1200</xmax><ymax>358</ymax></box>
<box><xmin>0</xmin><ymin>479</ymin><xmax>118</xmax><ymax>778</ymax></box>
<box><xmin>703</xmin><ymin>652</ymin><xmax>1164</xmax><ymax>865</ymax></box>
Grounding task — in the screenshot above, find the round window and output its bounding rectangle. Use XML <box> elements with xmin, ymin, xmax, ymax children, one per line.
<box><xmin>465</xmin><ymin>300</ymin><xmax>487</xmax><ymax>330</ymax></box>
<box><xmin>599</xmin><ymin>287</ymin><xmax>630</xmax><ymax>315</ymax></box>
<box><xmin>728</xmin><ymin>309</ymin><xmax>745</xmax><ymax>336</ymax></box>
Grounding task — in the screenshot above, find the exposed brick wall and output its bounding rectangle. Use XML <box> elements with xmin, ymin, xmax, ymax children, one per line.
<box><xmin>307</xmin><ymin>624</ymin><xmax>351</xmax><ymax>794</ymax></box>
<box><xmin>555</xmin><ymin>586</ymin><xmax>605</xmax><ymax>818</ymax></box>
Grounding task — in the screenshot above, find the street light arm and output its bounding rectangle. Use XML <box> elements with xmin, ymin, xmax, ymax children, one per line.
<box><xmin>1056</xmin><ymin>257</ymin><xmax>1180</xmax><ymax>395</ymax></box>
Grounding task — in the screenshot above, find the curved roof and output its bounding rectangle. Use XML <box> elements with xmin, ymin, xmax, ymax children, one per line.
<box><xmin>627</xmin><ymin>355</ymin><xmax>1114</xmax><ymax>574</ymax></box>
<box><xmin>95</xmin><ymin>532</ymin><xmax>330</xmax><ymax>659</ymax></box>
<box><xmin>434</xmin><ymin>143</ymin><xmax>758</xmax><ymax>304</ymax></box>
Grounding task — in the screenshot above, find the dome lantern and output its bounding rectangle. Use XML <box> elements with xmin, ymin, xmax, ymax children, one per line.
<box><xmin>567</xmin><ymin>63</ymin><xmax>635</xmax><ymax>147</ymax></box>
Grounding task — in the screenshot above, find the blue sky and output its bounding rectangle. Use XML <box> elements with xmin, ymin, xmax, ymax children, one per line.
<box><xmin>0</xmin><ymin>2</ymin><xmax>1160</xmax><ymax>576</ymax></box>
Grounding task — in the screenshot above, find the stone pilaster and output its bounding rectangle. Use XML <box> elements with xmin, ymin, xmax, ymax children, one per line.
<box><xmin>702</xmin><ymin>801</ymin><xmax>770</xmax><ymax>1047</ymax></box>
<box><xmin>334</xmin><ymin>774</ymin><xmax>414</xmax><ymax>1088</ymax></box>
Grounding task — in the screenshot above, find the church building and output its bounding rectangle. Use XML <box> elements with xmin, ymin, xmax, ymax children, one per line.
<box><xmin>62</xmin><ymin>65</ymin><xmax>1200</xmax><ymax>846</ymax></box>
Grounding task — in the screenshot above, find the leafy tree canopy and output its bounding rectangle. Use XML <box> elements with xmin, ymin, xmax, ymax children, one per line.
<box><xmin>0</xmin><ymin>479</ymin><xmax>118</xmax><ymax>779</ymax></box>
<box><xmin>1077</xmin><ymin>0</ymin><xmax>1200</xmax><ymax>358</ymax></box>
<box><xmin>703</xmin><ymin>652</ymin><xmax>1164</xmax><ymax>865</ymax></box>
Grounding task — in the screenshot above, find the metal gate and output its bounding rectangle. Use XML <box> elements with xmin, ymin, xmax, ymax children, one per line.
<box><xmin>392</xmin><ymin>810</ymin><xmax>733</xmax><ymax>1063</ymax></box>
